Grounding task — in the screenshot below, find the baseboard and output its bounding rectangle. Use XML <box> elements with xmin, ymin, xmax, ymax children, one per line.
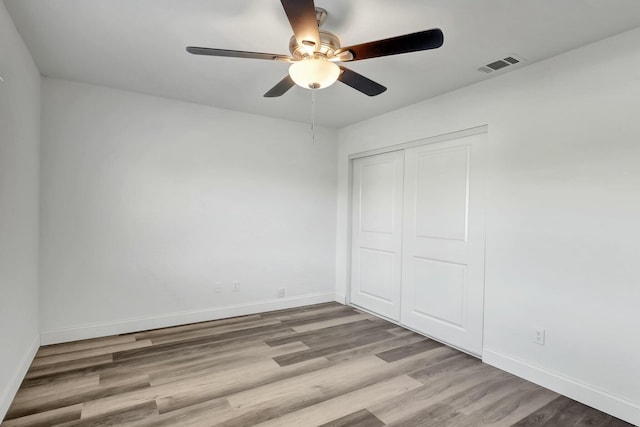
<box><xmin>483</xmin><ymin>348</ymin><xmax>640</xmax><ymax>426</ymax></box>
<box><xmin>0</xmin><ymin>334</ymin><xmax>40</xmax><ymax>421</ymax></box>
<box><xmin>41</xmin><ymin>292</ymin><xmax>335</xmax><ymax>345</ymax></box>
<box><xmin>334</xmin><ymin>293</ymin><xmax>346</xmax><ymax>304</ymax></box>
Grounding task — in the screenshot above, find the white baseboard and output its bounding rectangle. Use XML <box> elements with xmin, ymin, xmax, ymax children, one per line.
<box><xmin>41</xmin><ymin>293</ymin><xmax>335</xmax><ymax>345</ymax></box>
<box><xmin>334</xmin><ymin>293</ymin><xmax>346</xmax><ymax>304</ymax></box>
<box><xmin>483</xmin><ymin>348</ymin><xmax>640</xmax><ymax>426</ymax></box>
<box><xmin>0</xmin><ymin>334</ymin><xmax>40</xmax><ymax>421</ymax></box>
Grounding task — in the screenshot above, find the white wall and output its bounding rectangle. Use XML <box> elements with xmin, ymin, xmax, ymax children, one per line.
<box><xmin>336</xmin><ymin>28</ymin><xmax>640</xmax><ymax>425</ymax></box>
<box><xmin>0</xmin><ymin>1</ymin><xmax>41</xmax><ymax>419</ymax></box>
<box><xmin>40</xmin><ymin>79</ymin><xmax>338</xmax><ymax>343</ymax></box>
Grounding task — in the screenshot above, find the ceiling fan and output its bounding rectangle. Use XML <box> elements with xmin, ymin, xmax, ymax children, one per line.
<box><xmin>186</xmin><ymin>0</ymin><xmax>444</xmax><ymax>97</ymax></box>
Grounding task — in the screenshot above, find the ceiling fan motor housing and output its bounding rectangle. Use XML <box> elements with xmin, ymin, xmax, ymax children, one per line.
<box><xmin>289</xmin><ymin>30</ymin><xmax>341</xmax><ymax>60</ymax></box>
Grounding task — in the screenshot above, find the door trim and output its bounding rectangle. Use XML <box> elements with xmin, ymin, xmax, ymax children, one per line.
<box><xmin>348</xmin><ymin>125</ymin><xmax>488</xmax><ymax>160</ymax></box>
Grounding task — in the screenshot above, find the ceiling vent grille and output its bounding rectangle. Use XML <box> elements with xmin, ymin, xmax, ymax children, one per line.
<box><xmin>477</xmin><ymin>55</ymin><xmax>526</xmax><ymax>74</ymax></box>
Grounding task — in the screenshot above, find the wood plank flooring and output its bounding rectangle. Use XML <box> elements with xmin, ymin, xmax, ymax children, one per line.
<box><xmin>2</xmin><ymin>303</ymin><xmax>633</xmax><ymax>426</ymax></box>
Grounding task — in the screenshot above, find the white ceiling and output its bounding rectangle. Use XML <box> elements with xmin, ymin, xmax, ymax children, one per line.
<box><xmin>5</xmin><ymin>0</ymin><xmax>640</xmax><ymax>128</ymax></box>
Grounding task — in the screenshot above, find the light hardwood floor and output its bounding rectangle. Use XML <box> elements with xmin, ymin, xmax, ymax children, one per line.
<box><xmin>2</xmin><ymin>303</ymin><xmax>633</xmax><ymax>426</ymax></box>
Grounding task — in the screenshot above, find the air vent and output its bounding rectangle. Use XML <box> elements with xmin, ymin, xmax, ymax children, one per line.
<box><xmin>477</xmin><ymin>55</ymin><xmax>525</xmax><ymax>74</ymax></box>
<box><xmin>487</xmin><ymin>59</ymin><xmax>510</xmax><ymax>71</ymax></box>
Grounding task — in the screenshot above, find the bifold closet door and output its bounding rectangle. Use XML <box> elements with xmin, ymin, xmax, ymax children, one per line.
<box><xmin>350</xmin><ymin>151</ymin><xmax>404</xmax><ymax>321</ymax></box>
<box><xmin>400</xmin><ymin>133</ymin><xmax>487</xmax><ymax>355</ymax></box>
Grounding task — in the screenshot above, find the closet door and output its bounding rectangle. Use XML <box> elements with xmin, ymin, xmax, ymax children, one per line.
<box><xmin>350</xmin><ymin>151</ymin><xmax>404</xmax><ymax>321</ymax></box>
<box><xmin>401</xmin><ymin>133</ymin><xmax>487</xmax><ymax>355</ymax></box>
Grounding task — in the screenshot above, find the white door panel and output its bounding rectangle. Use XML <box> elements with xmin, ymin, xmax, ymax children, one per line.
<box><xmin>350</xmin><ymin>151</ymin><xmax>404</xmax><ymax>320</ymax></box>
<box><xmin>360</xmin><ymin>161</ymin><xmax>397</xmax><ymax>233</ymax></box>
<box><xmin>412</xmin><ymin>257</ymin><xmax>466</xmax><ymax>328</ymax></box>
<box><xmin>401</xmin><ymin>133</ymin><xmax>487</xmax><ymax>355</ymax></box>
<box><xmin>414</xmin><ymin>146</ymin><xmax>470</xmax><ymax>241</ymax></box>
<box><xmin>358</xmin><ymin>248</ymin><xmax>395</xmax><ymax>302</ymax></box>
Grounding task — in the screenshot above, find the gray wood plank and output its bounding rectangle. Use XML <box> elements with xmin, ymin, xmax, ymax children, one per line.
<box><xmin>376</xmin><ymin>338</ymin><xmax>444</xmax><ymax>362</ymax></box>
<box><xmin>59</xmin><ymin>401</ymin><xmax>158</xmax><ymax>427</ymax></box>
<box><xmin>273</xmin><ymin>328</ymin><xmax>394</xmax><ymax>366</ymax></box>
<box><xmin>318</xmin><ymin>409</ymin><xmax>385</xmax><ymax>427</ymax></box>
<box><xmin>511</xmin><ymin>396</ymin><xmax>633</xmax><ymax>427</ymax></box>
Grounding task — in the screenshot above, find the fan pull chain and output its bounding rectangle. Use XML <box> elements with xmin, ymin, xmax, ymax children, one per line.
<box><xmin>311</xmin><ymin>90</ymin><xmax>316</xmax><ymax>143</ymax></box>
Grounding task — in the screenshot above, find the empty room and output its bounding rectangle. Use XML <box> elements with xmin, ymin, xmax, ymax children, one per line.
<box><xmin>1</xmin><ymin>0</ymin><xmax>639</xmax><ymax>426</ymax></box>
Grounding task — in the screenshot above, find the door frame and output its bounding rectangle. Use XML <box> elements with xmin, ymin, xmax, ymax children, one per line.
<box><xmin>345</xmin><ymin>125</ymin><xmax>489</xmax><ymax>354</ymax></box>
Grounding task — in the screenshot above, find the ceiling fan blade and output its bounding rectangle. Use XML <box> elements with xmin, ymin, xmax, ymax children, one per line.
<box><xmin>336</xmin><ymin>29</ymin><xmax>444</xmax><ymax>62</ymax></box>
<box><xmin>186</xmin><ymin>46</ymin><xmax>291</xmax><ymax>61</ymax></box>
<box><xmin>280</xmin><ymin>0</ymin><xmax>321</xmax><ymax>52</ymax></box>
<box><xmin>338</xmin><ymin>67</ymin><xmax>387</xmax><ymax>96</ymax></box>
<box><xmin>264</xmin><ymin>75</ymin><xmax>296</xmax><ymax>97</ymax></box>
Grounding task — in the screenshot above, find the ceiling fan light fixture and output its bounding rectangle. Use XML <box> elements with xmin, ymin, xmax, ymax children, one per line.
<box><xmin>288</xmin><ymin>57</ymin><xmax>340</xmax><ymax>90</ymax></box>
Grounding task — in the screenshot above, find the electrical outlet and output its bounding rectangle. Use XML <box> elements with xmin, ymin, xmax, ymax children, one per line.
<box><xmin>233</xmin><ymin>281</ymin><xmax>240</xmax><ymax>292</ymax></box>
<box><xmin>277</xmin><ymin>288</ymin><xmax>285</xmax><ymax>298</ymax></box>
<box><xmin>534</xmin><ymin>329</ymin><xmax>545</xmax><ymax>345</ymax></box>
